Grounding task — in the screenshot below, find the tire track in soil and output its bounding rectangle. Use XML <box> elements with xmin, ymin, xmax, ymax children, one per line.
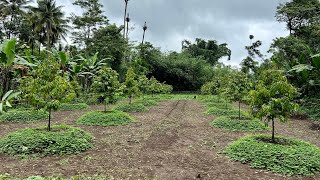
<box><xmin>142</xmin><ymin>100</ymin><xmax>184</xmax><ymax>151</ymax></box>
<box><xmin>137</xmin><ymin>100</ymin><xmax>300</xmax><ymax>180</ymax></box>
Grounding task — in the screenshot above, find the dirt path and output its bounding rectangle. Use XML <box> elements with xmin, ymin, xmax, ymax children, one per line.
<box><xmin>0</xmin><ymin>100</ymin><xmax>319</xmax><ymax>179</ymax></box>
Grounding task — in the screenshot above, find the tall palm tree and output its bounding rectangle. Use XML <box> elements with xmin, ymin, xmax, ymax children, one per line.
<box><xmin>22</xmin><ymin>11</ymin><xmax>38</xmax><ymax>54</ymax></box>
<box><xmin>0</xmin><ymin>0</ymin><xmax>30</xmax><ymax>39</ymax></box>
<box><xmin>142</xmin><ymin>21</ymin><xmax>147</xmax><ymax>44</ymax></box>
<box><xmin>123</xmin><ymin>0</ymin><xmax>129</xmax><ymax>38</ymax></box>
<box><xmin>31</xmin><ymin>0</ymin><xmax>69</xmax><ymax>50</ymax></box>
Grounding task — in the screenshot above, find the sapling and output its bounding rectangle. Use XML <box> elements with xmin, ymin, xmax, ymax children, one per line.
<box><xmin>250</xmin><ymin>70</ymin><xmax>298</xmax><ymax>142</ymax></box>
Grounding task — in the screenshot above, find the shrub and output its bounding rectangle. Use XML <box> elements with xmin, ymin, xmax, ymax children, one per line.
<box><xmin>77</xmin><ymin>111</ymin><xmax>135</xmax><ymax>126</ymax></box>
<box><xmin>0</xmin><ymin>109</ymin><xmax>48</xmax><ymax>123</ymax></box>
<box><xmin>0</xmin><ymin>125</ymin><xmax>92</xmax><ymax>156</ymax></box>
<box><xmin>59</xmin><ymin>103</ymin><xmax>90</xmax><ymax>111</ymax></box>
<box><xmin>114</xmin><ymin>103</ymin><xmax>148</xmax><ymax>112</ymax></box>
<box><xmin>85</xmin><ymin>97</ymin><xmax>100</xmax><ymax>105</ymax></box>
<box><xmin>92</xmin><ymin>67</ymin><xmax>124</xmax><ymax>112</ymax></box>
<box><xmin>225</xmin><ymin>134</ymin><xmax>320</xmax><ymax>176</ymax></box>
<box><xmin>210</xmin><ymin>116</ymin><xmax>269</xmax><ymax>131</ymax></box>
<box><xmin>300</xmin><ymin>98</ymin><xmax>320</xmax><ymax>121</ymax></box>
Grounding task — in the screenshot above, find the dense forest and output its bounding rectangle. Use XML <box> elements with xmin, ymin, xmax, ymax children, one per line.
<box><xmin>0</xmin><ymin>0</ymin><xmax>319</xmax><ymax>179</ymax></box>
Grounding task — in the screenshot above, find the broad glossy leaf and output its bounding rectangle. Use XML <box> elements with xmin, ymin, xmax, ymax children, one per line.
<box><xmin>15</xmin><ymin>56</ymin><xmax>36</xmax><ymax>67</ymax></box>
<box><xmin>58</xmin><ymin>51</ymin><xmax>68</xmax><ymax>64</ymax></box>
<box><xmin>3</xmin><ymin>39</ymin><xmax>16</xmax><ymax>64</ymax></box>
<box><xmin>311</xmin><ymin>54</ymin><xmax>320</xmax><ymax>69</ymax></box>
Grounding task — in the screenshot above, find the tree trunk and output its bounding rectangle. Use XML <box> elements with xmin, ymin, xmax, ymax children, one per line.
<box><xmin>142</xmin><ymin>30</ymin><xmax>146</xmax><ymax>44</ymax></box>
<box><xmin>47</xmin><ymin>30</ymin><xmax>50</xmax><ymax>51</ymax></box>
<box><xmin>129</xmin><ymin>95</ymin><xmax>132</xmax><ymax>104</ymax></box>
<box><xmin>238</xmin><ymin>100</ymin><xmax>241</xmax><ymax>120</ymax></box>
<box><xmin>48</xmin><ymin>109</ymin><xmax>51</xmax><ymax>131</ymax></box>
<box><xmin>123</xmin><ymin>1</ymin><xmax>128</xmax><ymax>38</ymax></box>
<box><xmin>31</xmin><ymin>40</ymin><xmax>34</xmax><ymax>55</ymax></box>
<box><xmin>272</xmin><ymin>118</ymin><xmax>275</xmax><ymax>143</ymax></box>
<box><xmin>126</xmin><ymin>15</ymin><xmax>129</xmax><ymax>39</ymax></box>
<box><xmin>31</xmin><ymin>25</ymin><xmax>35</xmax><ymax>55</ymax></box>
<box><xmin>104</xmin><ymin>99</ymin><xmax>107</xmax><ymax>112</ymax></box>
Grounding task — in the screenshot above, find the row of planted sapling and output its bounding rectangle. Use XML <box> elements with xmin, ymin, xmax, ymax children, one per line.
<box><xmin>201</xmin><ymin>69</ymin><xmax>320</xmax><ymax>176</ymax></box>
<box><xmin>0</xmin><ymin>40</ymin><xmax>172</xmax><ymax>158</ymax></box>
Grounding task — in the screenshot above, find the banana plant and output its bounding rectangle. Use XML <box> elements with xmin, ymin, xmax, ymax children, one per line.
<box><xmin>0</xmin><ymin>90</ymin><xmax>20</xmax><ymax>114</ymax></box>
<box><xmin>0</xmin><ymin>39</ymin><xmax>35</xmax><ymax>93</ymax></box>
<box><xmin>288</xmin><ymin>51</ymin><xmax>320</xmax><ymax>94</ymax></box>
<box><xmin>51</xmin><ymin>49</ymin><xmax>72</xmax><ymax>75</ymax></box>
<box><xmin>75</xmin><ymin>52</ymin><xmax>108</xmax><ymax>91</ymax></box>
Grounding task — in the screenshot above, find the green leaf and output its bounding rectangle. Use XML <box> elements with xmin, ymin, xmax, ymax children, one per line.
<box><xmin>3</xmin><ymin>39</ymin><xmax>16</xmax><ymax>64</ymax></box>
<box><xmin>15</xmin><ymin>55</ymin><xmax>36</xmax><ymax>67</ymax></box>
<box><xmin>2</xmin><ymin>90</ymin><xmax>13</xmax><ymax>101</ymax></box>
<box><xmin>289</xmin><ymin>64</ymin><xmax>313</xmax><ymax>73</ymax></box>
<box><xmin>311</xmin><ymin>54</ymin><xmax>320</xmax><ymax>69</ymax></box>
<box><xmin>7</xmin><ymin>92</ymin><xmax>21</xmax><ymax>101</ymax></box>
<box><xmin>5</xmin><ymin>101</ymin><xmax>12</xmax><ymax>107</ymax></box>
<box><xmin>58</xmin><ymin>51</ymin><xmax>68</xmax><ymax>64</ymax></box>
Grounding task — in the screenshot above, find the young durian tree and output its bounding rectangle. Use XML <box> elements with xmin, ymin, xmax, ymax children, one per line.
<box><xmin>92</xmin><ymin>67</ymin><xmax>123</xmax><ymax>112</ymax></box>
<box><xmin>249</xmin><ymin>70</ymin><xmax>299</xmax><ymax>142</ymax></box>
<box><xmin>124</xmin><ymin>67</ymin><xmax>139</xmax><ymax>104</ymax></box>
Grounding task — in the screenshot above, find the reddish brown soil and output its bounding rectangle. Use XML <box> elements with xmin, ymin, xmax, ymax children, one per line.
<box><xmin>0</xmin><ymin>100</ymin><xmax>319</xmax><ymax>179</ymax></box>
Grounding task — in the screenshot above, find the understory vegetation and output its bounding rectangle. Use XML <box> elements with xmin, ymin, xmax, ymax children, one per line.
<box><xmin>210</xmin><ymin>116</ymin><xmax>269</xmax><ymax>131</ymax></box>
<box><xmin>0</xmin><ymin>109</ymin><xmax>48</xmax><ymax>123</ymax></box>
<box><xmin>0</xmin><ymin>125</ymin><xmax>92</xmax><ymax>157</ymax></box>
<box><xmin>59</xmin><ymin>103</ymin><xmax>90</xmax><ymax>111</ymax></box>
<box><xmin>300</xmin><ymin>98</ymin><xmax>320</xmax><ymax>121</ymax></box>
<box><xmin>225</xmin><ymin>135</ymin><xmax>320</xmax><ymax>176</ymax></box>
<box><xmin>77</xmin><ymin>111</ymin><xmax>135</xmax><ymax>126</ymax></box>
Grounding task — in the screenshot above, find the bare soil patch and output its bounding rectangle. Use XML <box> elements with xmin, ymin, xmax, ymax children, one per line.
<box><xmin>0</xmin><ymin>100</ymin><xmax>319</xmax><ymax>179</ymax></box>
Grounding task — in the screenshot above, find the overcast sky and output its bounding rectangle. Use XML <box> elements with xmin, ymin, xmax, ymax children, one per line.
<box><xmin>57</xmin><ymin>0</ymin><xmax>290</xmax><ymax>66</ymax></box>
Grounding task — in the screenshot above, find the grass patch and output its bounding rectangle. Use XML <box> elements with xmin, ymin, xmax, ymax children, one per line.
<box><xmin>114</xmin><ymin>103</ymin><xmax>148</xmax><ymax>112</ymax></box>
<box><xmin>0</xmin><ymin>125</ymin><xmax>92</xmax><ymax>157</ymax></box>
<box><xmin>205</xmin><ymin>102</ymin><xmax>234</xmax><ymax>109</ymax></box>
<box><xmin>199</xmin><ymin>96</ymin><xmax>226</xmax><ymax>103</ymax></box>
<box><xmin>225</xmin><ymin>134</ymin><xmax>320</xmax><ymax>176</ymax></box>
<box><xmin>210</xmin><ymin>116</ymin><xmax>269</xmax><ymax>131</ymax></box>
<box><xmin>77</xmin><ymin>111</ymin><xmax>135</xmax><ymax>126</ymax></box>
<box><xmin>207</xmin><ymin>106</ymin><xmax>245</xmax><ymax>116</ymax></box>
<box><xmin>0</xmin><ymin>109</ymin><xmax>48</xmax><ymax>123</ymax></box>
<box><xmin>135</xmin><ymin>99</ymin><xmax>157</xmax><ymax>107</ymax></box>
<box><xmin>59</xmin><ymin>103</ymin><xmax>90</xmax><ymax>111</ymax></box>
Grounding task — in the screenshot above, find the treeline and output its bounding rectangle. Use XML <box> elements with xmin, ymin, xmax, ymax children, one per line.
<box><xmin>0</xmin><ymin>0</ymin><xmax>232</xmax><ymax>92</ymax></box>
<box><xmin>204</xmin><ymin>0</ymin><xmax>320</xmax><ymax>98</ymax></box>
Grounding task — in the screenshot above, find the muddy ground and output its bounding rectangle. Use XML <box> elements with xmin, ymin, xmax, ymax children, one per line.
<box><xmin>0</xmin><ymin>100</ymin><xmax>319</xmax><ymax>179</ymax></box>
